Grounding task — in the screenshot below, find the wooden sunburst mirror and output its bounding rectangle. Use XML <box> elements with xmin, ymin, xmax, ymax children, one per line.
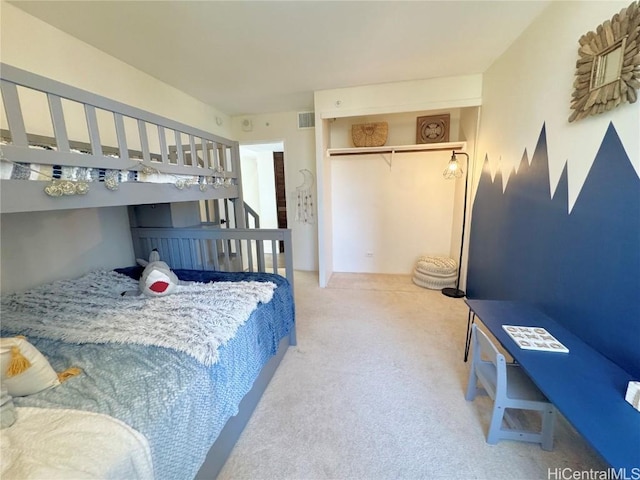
<box><xmin>569</xmin><ymin>0</ymin><xmax>640</xmax><ymax>122</ymax></box>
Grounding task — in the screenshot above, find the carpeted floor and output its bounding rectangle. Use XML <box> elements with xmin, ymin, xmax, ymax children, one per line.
<box><xmin>218</xmin><ymin>271</ymin><xmax>607</xmax><ymax>480</ymax></box>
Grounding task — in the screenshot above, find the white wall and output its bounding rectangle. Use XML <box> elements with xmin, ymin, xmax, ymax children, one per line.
<box><xmin>328</xmin><ymin>109</ymin><xmax>465</xmax><ymax>274</ymax></box>
<box><xmin>232</xmin><ymin>112</ymin><xmax>318</xmax><ymax>271</ymax></box>
<box><xmin>479</xmin><ymin>0</ymin><xmax>639</xmax><ymax>210</ymax></box>
<box><xmin>239</xmin><ymin>146</ymin><xmax>278</xmax><ymax>227</ymax></box>
<box><xmin>0</xmin><ymin>4</ymin><xmax>234</xmax><ymax>292</ymax></box>
<box><xmin>314</xmin><ymin>75</ymin><xmax>483</xmax><ymax>118</ymax></box>
<box><xmin>0</xmin><ymin>3</ymin><xmax>231</xmax><ymax>139</ymax></box>
<box><xmin>455</xmin><ymin>106</ymin><xmax>481</xmax><ymax>289</ymax></box>
<box><xmin>240</xmin><ymin>153</ymin><xmax>260</xmax><ymax>219</ymax></box>
<box><xmin>331</xmin><ymin>150</ymin><xmax>455</xmax><ymax>273</ymax></box>
<box><xmin>314</xmin><ymin>75</ymin><xmax>483</xmax><ymax>285</ymax></box>
<box><xmin>316</xmin><ymin>117</ymin><xmax>333</xmax><ymax>284</ymax></box>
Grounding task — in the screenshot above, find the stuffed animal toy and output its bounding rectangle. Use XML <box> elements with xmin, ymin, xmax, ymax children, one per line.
<box><xmin>122</xmin><ymin>249</ymin><xmax>192</xmax><ymax>297</ymax></box>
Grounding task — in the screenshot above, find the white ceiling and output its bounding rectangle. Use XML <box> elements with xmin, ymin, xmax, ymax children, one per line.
<box><xmin>11</xmin><ymin>1</ymin><xmax>551</xmax><ymax>116</ymax></box>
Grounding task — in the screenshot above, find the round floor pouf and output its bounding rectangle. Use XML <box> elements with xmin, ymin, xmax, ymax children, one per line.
<box><xmin>412</xmin><ymin>256</ymin><xmax>457</xmax><ymax>289</ymax></box>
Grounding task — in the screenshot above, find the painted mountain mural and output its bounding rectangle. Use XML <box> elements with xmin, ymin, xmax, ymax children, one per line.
<box><xmin>467</xmin><ymin>123</ymin><xmax>640</xmax><ymax>378</ymax></box>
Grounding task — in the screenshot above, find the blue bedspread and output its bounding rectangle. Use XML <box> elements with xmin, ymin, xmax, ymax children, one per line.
<box><xmin>2</xmin><ymin>269</ymin><xmax>295</xmax><ymax>480</ymax></box>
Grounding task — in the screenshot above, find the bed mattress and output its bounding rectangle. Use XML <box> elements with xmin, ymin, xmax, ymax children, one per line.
<box><xmin>0</xmin><ymin>269</ymin><xmax>295</xmax><ymax>480</ymax></box>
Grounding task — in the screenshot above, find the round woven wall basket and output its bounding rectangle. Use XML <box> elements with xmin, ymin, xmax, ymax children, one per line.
<box><xmin>351</xmin><ymin>122</ymin><xmax>388</xmax><ymax>147</ymax></box>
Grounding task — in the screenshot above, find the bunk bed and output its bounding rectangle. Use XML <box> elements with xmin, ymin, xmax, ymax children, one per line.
<box><xmin>0</xmin><ymin>63</ymin><xmax>296</xmax><ymax>479</ymax></box>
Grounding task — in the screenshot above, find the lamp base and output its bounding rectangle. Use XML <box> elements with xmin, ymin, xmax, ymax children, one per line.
<box><xmin>441</xmin><ymin>287</ymin><xmax>465</xmax><ymax>298</ymax></box>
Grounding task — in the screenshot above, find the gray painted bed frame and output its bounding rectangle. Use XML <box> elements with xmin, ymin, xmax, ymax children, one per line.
<box><xmin>0</xmin><ymin>63</ymin><xmax>245</xmax><ymax>216</ymax></box>
<box><xmin>196</xmin><ymin>334</ymin><xmax>291</xmax><ymax>479</ymax></box>
<box><xmin>131</xmin><ymin>225</ymin><xmax>295</xmax><ymax>295</ymax></box>
<box><xmin>0</xmin><ymin>64</ymin><xmax>296</xmax><ymax>478</ymax></box>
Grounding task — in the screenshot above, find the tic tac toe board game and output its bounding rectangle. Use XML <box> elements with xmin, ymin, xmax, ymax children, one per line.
<box><xmin>501</xmin><ymin>325</ymin><xmax>570</xmax><ymax>353</ymax></box>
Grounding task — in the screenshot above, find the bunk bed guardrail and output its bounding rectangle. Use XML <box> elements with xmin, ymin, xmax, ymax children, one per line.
<box><xmin>130</xmin><ymin>225</ymin><xmax>294</xmax><ymax>293</ymax></box>
<box><xmin>0</xmin><ymin>63</ymin><xmax>244</xmax><ymax>215</ymax></box>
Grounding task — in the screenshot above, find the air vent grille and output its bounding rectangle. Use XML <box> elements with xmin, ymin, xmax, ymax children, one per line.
<box><xmin>297</xmin><ymin>111</ymin><xmax>315</xmax><ymax>129</ymax></box>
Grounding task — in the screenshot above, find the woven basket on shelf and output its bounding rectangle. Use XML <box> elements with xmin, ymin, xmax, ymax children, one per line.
<box><xmin>351</xmin><ymin>122</ymin><xmax>388</xmax><ymax>147</ymax></box>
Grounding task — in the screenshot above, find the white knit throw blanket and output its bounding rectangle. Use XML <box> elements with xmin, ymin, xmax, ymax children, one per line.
<box><xmin>1</xmin><ymin>271</ymin><xmax>276</xmax><ymax>366</ymax></box>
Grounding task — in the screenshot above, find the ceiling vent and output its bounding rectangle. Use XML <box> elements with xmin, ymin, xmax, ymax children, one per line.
<box><xmin>297</xmin><ymin>112</ymin><xmax>315</xmax><ymax>129</ymax></box>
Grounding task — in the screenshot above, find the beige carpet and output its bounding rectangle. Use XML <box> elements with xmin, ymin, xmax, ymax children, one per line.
<box><xmin>218</xmin><ymin>271</ymin><xmax>607</xmax><ymax>480</ymax></box>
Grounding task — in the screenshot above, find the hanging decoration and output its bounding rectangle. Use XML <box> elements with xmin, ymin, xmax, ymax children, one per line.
<box><xmin>0</xmin><ymin>154</ymin><xmax>234</xmax><ymax>198</ymax></box>
<box><xmin>295</xmin><ymin>168</ymin><xmax>315</xmax><ymax>224</ymax></box>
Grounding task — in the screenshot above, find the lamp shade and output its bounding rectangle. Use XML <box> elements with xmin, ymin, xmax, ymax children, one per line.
<box><xmin>443</xmin><ymin>153</ymin><xmax>464</xmax><ymax>179</ymax></box>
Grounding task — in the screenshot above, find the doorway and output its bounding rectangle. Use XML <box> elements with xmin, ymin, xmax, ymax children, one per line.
<box><xmin>239</xmin><ymin>142</ymin><xmax>287</xmax><ymax>242</ymax></box>
<box><xmin>273</xmin><ymin>151</ymin><xmax>287</xmax><ymax>252</ymax></box>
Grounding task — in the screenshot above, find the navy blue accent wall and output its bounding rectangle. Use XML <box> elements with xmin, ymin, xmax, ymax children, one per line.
<box><xmin>467</xmin><ymin>123</ymin><xmax>640</xmax><ymax>378</ymax></box>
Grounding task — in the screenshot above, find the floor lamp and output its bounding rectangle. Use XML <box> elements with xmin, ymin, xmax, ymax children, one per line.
<box><xmin>442</xmin><ymin>150</ymin><xmax>469</xmax><ymax>298</ymax></box>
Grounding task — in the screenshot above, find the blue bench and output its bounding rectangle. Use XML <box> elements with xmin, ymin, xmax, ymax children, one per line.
<box><xmin>465</xmin><ymin>299</ymin><xmax>640</xmax><ymax>470</ymax></box>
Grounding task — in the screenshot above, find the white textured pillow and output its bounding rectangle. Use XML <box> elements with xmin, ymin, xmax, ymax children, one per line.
<box><xmin>0</xmin><ymin>337</ymin><xmax>60</xmax><ymax>397</ymax></box>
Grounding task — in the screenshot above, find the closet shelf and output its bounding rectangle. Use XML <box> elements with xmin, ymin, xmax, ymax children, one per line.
<box><xmin>326</xmin><ymin>141</ymin><xmax>466</xmax><ymax>157</ymax></box>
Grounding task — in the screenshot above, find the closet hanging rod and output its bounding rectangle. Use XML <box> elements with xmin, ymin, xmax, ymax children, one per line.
<box><xmin>327</xmin><ymin>142</ymin><xmax>466</xmax><ymax>157</ymax></box>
